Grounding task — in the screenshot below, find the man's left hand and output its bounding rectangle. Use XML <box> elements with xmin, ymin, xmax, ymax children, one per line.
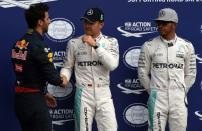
<box><xmin>44</xmin><ymin>93</ymin><xmax>57</xmax><ymax>108</ymax></box>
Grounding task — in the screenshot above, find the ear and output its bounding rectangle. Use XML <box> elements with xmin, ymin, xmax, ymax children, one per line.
<box><xmin>37</xmin><ymin>19</ymin><xmax>43</xmax><ymax>26</ymax></box>
<box><xmin>172</xmin><ymin>23</ymin><xmax>177</xmax><ymax>30</ymax></box>
<box><xmin>100</xmin><ymin>22</ymin><xmax>104</xmax><ymax>29</ymax></box>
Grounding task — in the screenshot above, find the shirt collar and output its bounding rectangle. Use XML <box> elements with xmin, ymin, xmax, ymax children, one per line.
<box><xmin>95</xmin><ymin>32</ymin><xmax>102</xmax><ymax>42</ymax></box>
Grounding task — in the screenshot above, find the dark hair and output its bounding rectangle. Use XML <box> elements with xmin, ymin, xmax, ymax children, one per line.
<box><xmin>24</xmin><ymin>3</ymin><xmax>49</xmax><ymax>29</ymax></box>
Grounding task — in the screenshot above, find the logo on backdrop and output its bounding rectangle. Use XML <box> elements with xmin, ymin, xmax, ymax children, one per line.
<box><xmin>46</xmin><ymin>18</ymin><xmax>75</xmax><ymax>43</ymax></box>
<box><xmin>123</xmin><ymin>46</ymin><xmax>141</xmax><ymax>70</ymax></box>
<box><xmin>47</xmin><ymin>80</ymin><xmax>74</xmax><ymax>100</ymax></box>
<box><xmin>196</xmin><ymin>54</ymin><xmax>202</xmax><ymax>64</ymax></box>
<box><xmin>0</xmin><ymin>0</ymin><xmax>57</xmax><ymax>9</ymax></box>
<box><xmin>117</xmin><ymin>78</ymin><xmax>146</xmax><ymax>95</ymax></box>
<box><xmin>49</xmin><ymin>108</ymin><xmax>74</xmax><ymax>125</ymax></box>
<box><xmin>117</xmin><ymin>21</ymin><xmax>157</xmax><ymax>38</ymax></box>
<box><xmin>200</xmin><ymin>24</ymin><xmax>202</xmax><ymax>34</ymax></box>
<box><xmin>52</xmin><ymin>50</ymin><xmax>66</xmax><ymax>69</ymax></box>
<box><xmin>123</xmin><ymin>103</ymin><xmax>148</xmax><ymax>127</ymax></box>
<box><xmin>195</xmin><ymin>111</ymin><xmax>202</xmax><ymax>120</ymax></box>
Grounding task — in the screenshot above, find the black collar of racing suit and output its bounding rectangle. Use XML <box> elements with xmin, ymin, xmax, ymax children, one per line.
<box><xmin>26</xmin><ymin>29</ymin><xmax>44</xmax><ymax>40</ymax></box>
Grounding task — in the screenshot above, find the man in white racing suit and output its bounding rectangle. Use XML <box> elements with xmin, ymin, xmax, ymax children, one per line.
<box><xmin>60</xmin><ymin>8</ymin><xmax>119</xmax><ymax>131</ymax></box>
<box><xmin>138</xmin><ymin>8</ymin><xmax>196</xmax><ymax>131</ymax></box>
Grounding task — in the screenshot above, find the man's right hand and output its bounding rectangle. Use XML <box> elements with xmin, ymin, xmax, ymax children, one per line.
<box><xmin>60</xmin><ymin>75</ymin><xmax>68</xmax><ymax>87</ymax></box>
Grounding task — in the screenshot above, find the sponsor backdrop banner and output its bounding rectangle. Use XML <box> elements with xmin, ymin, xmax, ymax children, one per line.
<box><xmin>0</xmin><ymin>0</ymin><xmax>202</xmax><ymax>131</ymax></box>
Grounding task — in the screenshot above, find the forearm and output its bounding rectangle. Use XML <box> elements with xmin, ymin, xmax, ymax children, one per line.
<box><xmin>96</xmin><ymin>47</ymin><xmax>119</xmax><ymax>71</ymax></box>
<box><xmin>184</xmin><ymin>74</ymin><xmax>196</xmax><ymax>92</ymax></box>
<box><xmin>184</xmin><ymin>43</ymin><xmax>196</xmax><ymax>92</ymax></box>
<box><xmin>138</xmin><ymin>71</ymin><xmax>150</xmax><ymax>91</ymax></box>
<box><xmin>60</xmin><ymin>67</ymin><xmax>72</xmax><ymax>81</ymax></box>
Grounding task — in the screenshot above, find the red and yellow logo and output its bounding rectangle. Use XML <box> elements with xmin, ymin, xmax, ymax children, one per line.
<box><xmin>16</xmin><ymin>40</ymin><xmax>28</xmax><ymax>49</ymax></box>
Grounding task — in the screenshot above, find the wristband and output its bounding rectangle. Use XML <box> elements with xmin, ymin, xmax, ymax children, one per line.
<box><xmin>93</xmin><ymin>42</ymin><xmax>100</xmax><ymax>49</ymax></box>
<box><xmin>93</xmin><ymin>45</ymin><xmax>98</xmax><ymax>49</ymax></box>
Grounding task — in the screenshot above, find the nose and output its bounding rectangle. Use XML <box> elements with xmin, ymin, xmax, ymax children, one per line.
<box><xmin>48</xmin><ymin>18</ymin><xmax>51</xmax><ymax>24</ymax></box>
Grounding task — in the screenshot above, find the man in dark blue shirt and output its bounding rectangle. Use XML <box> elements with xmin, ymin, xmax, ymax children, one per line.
<box><xmin>11</xmin><ymin>3</ymin><xmax>67</xmax><ymax>131</ymax></box>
